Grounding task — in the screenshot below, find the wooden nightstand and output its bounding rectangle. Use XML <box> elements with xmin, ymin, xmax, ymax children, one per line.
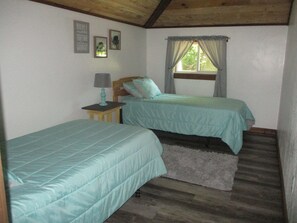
<box><xmin>82</xmin><ymin>101</ymin><xmax>125</xmax><ymax>123</ymax></box>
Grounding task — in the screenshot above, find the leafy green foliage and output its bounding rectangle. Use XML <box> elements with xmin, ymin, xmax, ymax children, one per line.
<box><xmin>181</xmin><ymin>45</ymin><xmax>198</xmax><ymax>71</ymax></box>
<box><xmin>199</xmin><ymin>50</ymin><xmax>217</xmax><ymax>72</ymax></box>
<box><xmin>177</xmin><ymin>43</ymin><xmax>217</xmax><ymax>72</ymax></box>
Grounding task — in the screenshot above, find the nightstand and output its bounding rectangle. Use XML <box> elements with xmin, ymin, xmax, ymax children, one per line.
<box><xmin>82</xmin><ymin>101</ymin><xmax>125</xmax><ymax>123</ymax></box>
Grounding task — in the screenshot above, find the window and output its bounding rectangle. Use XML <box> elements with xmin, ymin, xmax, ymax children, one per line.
<box><xmin>174</xmin><ymin>43</ymin><xmax>217</xmax><ymax>80</ymax></box>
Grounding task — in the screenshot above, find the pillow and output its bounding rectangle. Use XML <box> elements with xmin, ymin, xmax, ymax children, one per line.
<box><xmin>133</xmin><ymin>78</ymin><xmax>161</xmax><ymax>99</ymax></box>
<box><xmin>123</xmin><ymin>82</ymin><xmax>143</xmax><ymax>98</ymax></box>
<box><xmin>6</xmin><ymin>170</ymin><xmax>23</xmax><ymax>187</ymax></box>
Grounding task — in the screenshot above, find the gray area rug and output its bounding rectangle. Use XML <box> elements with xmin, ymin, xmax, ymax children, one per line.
<box><xmin>161</xmin><ymin>144</ymin><xmax>238</xmax><ymax>191</ymax></box>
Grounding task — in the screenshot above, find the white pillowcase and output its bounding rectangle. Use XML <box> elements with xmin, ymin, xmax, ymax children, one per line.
<box><xmin>123</xmin><ymin>81</ymin><xmax>143</xmax><ymax>98</ymax></box>
<box><xmin>132</xmin><ymin>78</ymin><xmax>161</xmax><ymax>99</ymax></box>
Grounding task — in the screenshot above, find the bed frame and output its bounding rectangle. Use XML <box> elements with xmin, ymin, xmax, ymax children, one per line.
<box><xmin>112</xmin><ymin>76</ymin><xmax>140</xmax><ymax>101</ymax></box>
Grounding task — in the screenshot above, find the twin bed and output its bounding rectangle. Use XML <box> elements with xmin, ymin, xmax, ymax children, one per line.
<box><xmin>5</xmin><ymin>120</ymin><xmax>166</xmax><ymax>222</ymax></box>
<box><xmin>4</xmin><ymin>76</ymin><xmax>255</xmax><ymax>222</ymax></box>
<box><xmin>113</xmin><ymin>76</ymin><xmax>255</xmax><ymax>155</ymax></box>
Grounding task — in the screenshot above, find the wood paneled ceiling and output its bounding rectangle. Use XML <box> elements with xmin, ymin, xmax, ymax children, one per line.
<box><xmin>30</xmin><ymin>0</ymin><xmax>293</xmax><ymax>28</ymax></box>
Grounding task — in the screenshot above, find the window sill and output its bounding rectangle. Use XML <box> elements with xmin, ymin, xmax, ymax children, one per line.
<box><xmin>174</xmin><ymin>73</ymin><xmax>216</xmax><ymax>80</ymax></box>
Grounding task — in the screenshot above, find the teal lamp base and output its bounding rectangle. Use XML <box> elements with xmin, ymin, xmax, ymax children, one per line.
<box><xmin>99</xmin><ymin>88</ymin><xmax>107</xmax><ymax>106</ymax></box>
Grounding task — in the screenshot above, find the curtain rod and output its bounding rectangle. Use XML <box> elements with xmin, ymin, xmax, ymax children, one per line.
<box><xmin>164</xmin><ymin>36</ymin><xmax>230</xmax><ymax>41</ymax></box>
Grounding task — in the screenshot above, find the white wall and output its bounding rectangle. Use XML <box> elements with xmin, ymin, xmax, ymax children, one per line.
<box><xmin>277</xmin><ymin>0</ymin><xmax>297</xmax><ymax>222</ymax></box>
<box><xmin>0</xmin><ymin>0</ymin><xmax>146</xmax><ymax>139</ymax></box>
<box><xmin>146</xmin><ymin>26</ymin><xmax>287</xmax><ymax>129</ymax></box>
<box><xmin>0</xmin><ymin>0</ymin><xmax>289</xmax><ymax>138</ymax></box>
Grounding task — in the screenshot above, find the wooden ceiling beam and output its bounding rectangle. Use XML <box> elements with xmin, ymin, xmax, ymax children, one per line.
<box><xmin>144</xmin><ymin>0</ymin><xmax>172</xmax><ymax>28</ymax></box>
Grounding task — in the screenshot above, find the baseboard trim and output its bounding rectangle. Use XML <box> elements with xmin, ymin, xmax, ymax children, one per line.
<box><xmin>276</xmin><ymin>135</ymin><xmax>289</xmax><ymax>223</ymax></box>
<box><xmin>247</xmin><ymin>127</ymin><xmax>277</xmax><ymax>137</ymax></box>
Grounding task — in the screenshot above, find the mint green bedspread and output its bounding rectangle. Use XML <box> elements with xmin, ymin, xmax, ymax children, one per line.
<box><xmin>122</xmin><ymin>94</ymin><xmax>255</xmax><ymax>154</ymax></box>
<box><xmin>5</xmin><ymin>120</ymin><xmax>166</xmax><ymax>222</ymax></box>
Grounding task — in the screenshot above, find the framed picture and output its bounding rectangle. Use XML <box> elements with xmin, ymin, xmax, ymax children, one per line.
<box><xmin>94</xmin><ymin>36</ymin><xmax>108</xmax><ymax>58</ymax></box>
<box><xmin>73</xmin><ymin>20</ymin><xmax>89</xmax><ymax>53</ymax></box>
<box><xmin>109</xmin><ymin>30</ymin><xmax>121</xmax><ymax>50</ymax></box>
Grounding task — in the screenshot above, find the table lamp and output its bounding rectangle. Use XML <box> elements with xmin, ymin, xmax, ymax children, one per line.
<box><xmin>94</xmin><ymin>73</ymin><xmax>111</xmax><ymax>106</ymax></box>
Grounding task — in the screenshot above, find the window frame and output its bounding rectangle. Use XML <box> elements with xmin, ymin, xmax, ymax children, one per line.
<box><xmin>174</xmin><ymin>42</ymin><xmax>217</xmax><ymax>80</ymax></box>
<box><xmin>173</xmin><ymin>73</ymin><xmax>216</xmax><ymax>80</ymax></box>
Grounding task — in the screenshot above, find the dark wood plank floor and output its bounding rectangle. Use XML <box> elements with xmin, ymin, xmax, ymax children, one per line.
<box><xmin>106</xmin><ymin>132</ymin><xmax>285</xmax><ymax>223</ymax></box>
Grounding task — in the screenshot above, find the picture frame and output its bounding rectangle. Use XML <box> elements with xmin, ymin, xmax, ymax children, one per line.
<box><xmin>94</xmin><ymin>36</ymin><xmax>108</xmax><ymax>58</ymax></box>
<box><xmin>109</xmin><ymin>30</ymin><xmax>121</xmax><ymax>50</ymax></box>
<box><xmin>73</xmin><ymin>20</ymin><xmax>89</xmax><ymax>53</ymax></box>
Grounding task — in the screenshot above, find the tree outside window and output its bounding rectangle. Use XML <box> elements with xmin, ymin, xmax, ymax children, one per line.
<box><xmin>176</xmin><ymin>43</ymin><xmax>217</xmax><ymax>73</ymax></box>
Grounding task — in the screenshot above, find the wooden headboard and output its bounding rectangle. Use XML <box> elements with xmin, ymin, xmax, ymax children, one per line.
<box><xmin>112</xmin><ymin>76</ymin><xmax>140</xmax><ymax>101</ymax></box>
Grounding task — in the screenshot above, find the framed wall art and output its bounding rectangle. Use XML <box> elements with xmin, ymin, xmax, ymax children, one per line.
<box><xmin>94</xmin><ymin>36</ymin><xmax>108</xmax><ymax>58</ymax></box>
<box><xmin>73</xmin><ymin>20</ymin><xmax>89</xmax><ymax>53</ymax></box>
<box><xmin>109</xmin><ymin>30</ymin><xmax>121</xmax><ymax>50</ymax></box>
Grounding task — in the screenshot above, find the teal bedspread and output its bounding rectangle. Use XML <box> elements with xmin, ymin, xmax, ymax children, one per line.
<box><xmin>122</xmin><ymin>94</ymin><xmax>255</xmax><ymax>154</ymax></box>
<box><xmin>5</xmin><ymin>120</ymin><xmax>166</xmax><ymax>222</ymax></box>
